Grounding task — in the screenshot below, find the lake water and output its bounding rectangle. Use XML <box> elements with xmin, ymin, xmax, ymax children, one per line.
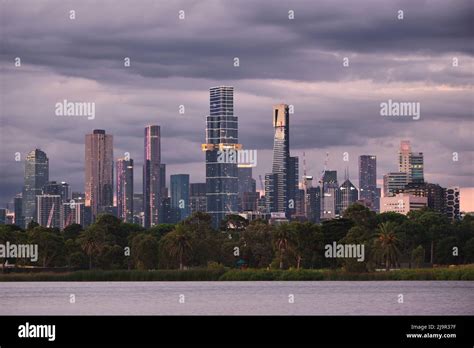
<box><xmin>0</xmin><ymin>281</ymin><xmax>473</xmax><ymax>315</ymax></box>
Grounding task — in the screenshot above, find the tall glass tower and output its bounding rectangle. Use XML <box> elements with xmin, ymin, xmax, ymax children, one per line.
<box><xmin>22</xmin><ymin>149</ymin><xmax>49</xmax><ymax>226</ymax></box>
<box><xmin>321</xmin><ymin>170</ymin><xmax>338</xmax><ymax>220</ymax></box>
<box><xmin>203</xmin><ymin>86</ymin><xmax>239</xmax><ymax>228</ymax></box>
<box><xmin>85</xmin><ymin>129</ymin><xmax>114</xmax><ymax>221</ymax></box>
<box><xmin>265</xmin><ymin>104</ymin><xmax>293</xmax><ymax>216</ymax></box>
<box><xmin>410</xmin><ymin>152</ymin><xmax>424</xmax><ymax>183</ymax></box>
<box><xmin>143</xmin><ymin>125</ymin><xmax>161</xmax><ymax>228</ymax></box>
<box><xmin>359</xmin><ymin>155</ymin><xmax>377</xmax><ymax>210</ymax></box>
<box><xmin>170</xmin><ymin>174</ymin><xmax>190</xmax><ymax>222</ymax></box>
<box><xmin>116</xmin><ymin>158</ymin><xmax>134</xmax><ymax>223</ymax></box>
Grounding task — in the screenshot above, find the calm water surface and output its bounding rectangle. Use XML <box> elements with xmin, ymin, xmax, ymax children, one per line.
<box><xmin>0</xmin><ymin>281</ymin><xmax>473</xmax><ymax>315</ymax></box>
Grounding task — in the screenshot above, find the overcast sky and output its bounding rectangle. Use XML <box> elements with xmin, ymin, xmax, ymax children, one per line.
<box><xmin>0</xmin><ymin>0</ymin><xmax>473</xmax><ymax>210</ymax></box>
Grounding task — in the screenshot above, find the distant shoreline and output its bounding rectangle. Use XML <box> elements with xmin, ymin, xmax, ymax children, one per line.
<box><xmin>1</xmin><ymin>265</ymin><xmax>473</xmax><ymax>281</ymax></box>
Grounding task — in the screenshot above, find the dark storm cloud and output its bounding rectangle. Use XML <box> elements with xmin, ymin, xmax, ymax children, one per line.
<box><xmin>0</xmin><ymin>0</ymin><xmax>473</xmax><ymax>206</ymax></box>
<box><xmin>1</xmin><ymin>0</ymin><xmax>473</xmax><ymax>84</ymax></box>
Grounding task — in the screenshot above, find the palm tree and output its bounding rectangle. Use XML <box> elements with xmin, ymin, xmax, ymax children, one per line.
<box><xmin>163</xmin><ymin>226</ymin><xmax>193</xmax><ymax>270</ymax></box>
<box><xmin>273</xmin><ymin>225</ymin><xmax>293</xmax><ymax>270</ymax></box>
<box><xmin>374</xmin><ymin>222</ymin><xmax>401</xmax><ymax>270</ymax></box>
<box><xmin>78</xmin><ymin>226</ymin><xmax>105</xmax><ymax>270</ymax></box>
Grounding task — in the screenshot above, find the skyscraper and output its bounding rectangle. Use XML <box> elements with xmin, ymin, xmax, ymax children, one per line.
<box><xmin>203</xmin><ymin>86</ymin><xmax>239</xmax><ymax>227</ymax></box>
<box><xmin>170</xmin><ymin>174</ymin><xmax>190</xmax><ymax>222</ymax></box>
<box><xmin>446</xmin><ymin>186</ymin><xmax>460</xmax><ymax>220</ymax></box>
<box><xmin>143</xmin><ymin>125</ymin><xmax>161</xmax><ymax>228</ymax></box>
<box><xmin>410</xmin><ymin>152</ymin><xmax>424</xmax><ymax>183</ymax></box>
<box><xmin>383</xmin><ymin>172</ymin><xmax>409</xmax><ymax>197</ymax></box>
<box><xmin>359</xmin><ymin>155</ymin><xmax>377</xmax><ymax>210</ymax></box>
<box><xmin>14</xmin><ymin>194</ymin><xmax>23</xmax><ymax>228</ymax></box>
<box><xmin>190</xmin><ymin>183</ymin><xmax>207</xmax><ymax>214</ymax></box>
<box><xmin>42</xmin><ymin>181</ymin><xmax>70</xmax><ymax>202</ymax></box>
<box><xmin>307</xmin><ymin>186</ymin><xmax>321</xmax><ymax>223</ymax></box>
<box><xmin>338</xmin><ymin>178</ymin><xmax>359</xmax><ymax>213</ymax></box>
<box><xmin>22</xmin><ymin>149</ymin><xmax>49</xmax><ymax>226</ymax></box>
<box><xmin>321</xmin><ymin>170</ymin><xmax>338</xmax><ymax>220</ymax></box>
<box><xmin>264</xmin><ymin>173</ymin><xmax>278</xmax><ymax>213</ymax></box>
<box><xmin>158</xmin><ymin>163</ymin><xmax>168</xmax><ymax>223</ymax></box>
<box><xmin>85</xmin><ymin>130</ymin><xmax>114</xmax><ymax>221</ymax></box>
<box><xmin>116</xmin><ymin>158</ymin><xmax>134</xmax><ymax>223</ymax></box>
<box><xmin>237</xmin><ymin>167</ymin><xmax>256</xmax><ymax>211</ymax></box>
<box><xmin>287</xmin><ymin>156</ymin><xmax>299</xmax><ymax>217</ymax></box>
<box><xmin>37</xmin><ymin>194</ymin><xmax>61</xmax><ymax>228</ymax></box>
<box><xmin>398</xmin><ymin>140</ymin><xmax>424</xmax><ymax>183</ymax></box>
<box><xmin>238</xmin><ymin>167</ymin><xmax>254</xmax><ymax>196</ymax></box>
<box><xmin>0</xmin><ymin>209</ymin><xmax>6</xmax><ymax>225</ymax></box>
<box><xmin>265</xmin><ymin>104</ymin><xmax>294</xmax><ymax>217</ymax></box>
<box><xmin>301</xmin><ymin>174</ymin><xmax>321</xmax><ymax>223</ymax></box>
<box><xmin>160</xmin><ymin>164</ymin><xmax>167</xmax><ymax>192</ymax></box>
<box><xmin>399</xmin><ymin>140</ymin><xmax>411</xmax><ymax>174</ymax></box>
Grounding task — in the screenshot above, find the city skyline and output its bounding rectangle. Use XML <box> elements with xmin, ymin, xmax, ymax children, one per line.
<box><xmin>0</xmin><ymin>0</ymin><xmax>472</xmax><ymax>211</ymax></box>
<box><xmin>2</xmin><ymin>125</ymin><xmax>474</xmax><ymax>213</ymax></box>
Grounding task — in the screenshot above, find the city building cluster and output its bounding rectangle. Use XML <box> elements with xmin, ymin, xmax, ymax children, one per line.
<box><xmin>0</xmin><ymin>87</ymin><xmax>461</xmax><ymax>229</ymax></box>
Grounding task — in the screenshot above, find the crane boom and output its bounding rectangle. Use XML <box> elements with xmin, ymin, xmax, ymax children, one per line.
<box><xmin>46</xmin><ymin>203</ymin><xmax>55</xmax><ymax>228</ymax></box>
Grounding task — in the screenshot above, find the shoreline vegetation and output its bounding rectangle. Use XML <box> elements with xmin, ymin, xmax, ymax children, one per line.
<box><xmin>2</xmin><ymin>205</ymin><xmax>474</xmax><ymax>277</ymax></box>
<box><xmin>1</xmin><ymin>265</ymin><xmax>473</xmax><ymax>282</ymax></box>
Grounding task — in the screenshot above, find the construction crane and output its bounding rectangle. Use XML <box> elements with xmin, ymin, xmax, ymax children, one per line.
<box><xmin>46</xmin><ymin>203</ymin><xmax>55</xmax><ymax>228</ymax></box>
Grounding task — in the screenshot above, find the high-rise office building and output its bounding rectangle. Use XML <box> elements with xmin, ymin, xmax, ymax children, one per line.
<box><xmin>359</xmin><ymin>155</ymin><xmax>377</xmax><ymax>210</ymax></box>
<box><xmin>116</xmin><ymin>158</ymin><xmax>134</xmax><ymax>223</ymax></box>
<box><xmin>203</xmin><ymin>86</ymin><xmax>239</xmax><ymax>227</ymax></box>
<box><xmin>160</xmin><ymin>164</ymin><xmax>166</xmax><ymax>192</ymax></box>
<box><xmin>399</xmin><ymin>140</ymin><xmax>411</xmax><ymax>174</ymax></box>
<box><xmin>161</xmin><ymin>197</ymin><xmax>180</xmax><ymax>224</ymax></box>
<box><xmin>14</xmin><ymin>194</ymin><xmax>24</xmax><ymax>228</ymax></box>
<box><xmin>190</xmin><ymin>183</ymin><xmax>207</xmax><ymax>214</ymax></box>
<box><xmin>446</xmin><ymin>186</ymin><xmax>460</xmax><ymax>220</ymax></box>
<box><xmin>395</xmin><ymin>182</ymin><xmax>446</xmax><ymax>214</ymax></box>
<box><xmin>159</xmin><ymin>163</ymin><xmax>167</xmax><ymax>222</ymax></box>
<box><xmin>321</xmin><ymin>170</ymin><xmax>338</xmax><ymax>219</ymax></box>
<box><xmin>287</xmin><ymin>156</ymin><xmax>299</xmax><ymax>217</ymax></box>
<box><xmin>190</xmin><ymin>183</ymin><xmax>207</xmax><ymax>197</ymax></box>
<box><xmin>238</xmin><ymin>167</ymin><xmax>254</xmax><ymax>195</ymax></box>
<box><xmin>302</xmin><ymin>175</ymin><xmax>321</xmax><ymax>222</ymax></box>
<box><xmin>61</xmin><ymin>201</ymin><xmax>85</xmax><ymax>229</ymax></box>
<box><xmin>0</xmin><ymin>209</ymin><xmax>6</xmax><ymax>225</ymax></box>
<box><xmin>265</xmin><ymin>104</ymin><xmax>290</xmax><ymax>215</ymax></box>
<box><xmin>133</xmin><ymin>193</ymin><xmax>144</xmax><ymax>215</ymax></box>
<box><xmin>60</xmin><ymin>182</ymin><xmax>70</xmax><ymax>202</ymax></box>
<box><xmin>37</xmin><ymin>194</ymin><xmax>61</xmax><ymax>228</ymax></box>
<box><xmin>170</xmin><ymin>174</ymin><xmax>190</xmax><ymax>222</ymax></box>
<box><xmin>22</xmin><ymin>149</ymin><xmax>49</xmax><ymax>226</ymax></box>
<box><xmin>383</xmin><ymin>172</ymin><xmax>409</xmax><ymax>197</ymax></box>
<box><xmin>338</xmin><ymin>178</ymin><xmax>359</xmax><ymax>213</ymax></box>
<box><xmin>42</xmin><ymin>181</ymin><xmax>70</xmax><ymax>202</ymax></box>
<box><xmin>85</xmin><ymin>130</ymin><xmax>114</xmax><ymax>221</ymax></box>
<box><xmin>143</xmin><ymin>125</ymin><xmax>161</xmax><ymax>228</ymax></box>
<box><xmin>70</xmin><ymin>192</ymin><xmax>91</xmax><ymax>227</ymax></box>
<box><xmin>398</xmin><ymin>140</ymin><xmax>424</xmax><ymax>183</ymax></box>
<box><xmin>237</xmin><ymin>167</ymin><xmax>256</xmax><ymax>212</ymax></box>
<box><xmin>72</xmin><ymin>192</ymin><xmax>85</xmax><ymax>201</ymax></box>
<box><xmin>305</xmin><ymin>184</ymin><xmax>321</xmax><ymax>223</ymax></box>
<box><xmin>264</xmin><ymin>173</ymin><xmax>278</xmax><ymax>213</ymax></box>
<box><xmin>241</xmin><ymin>192</ymin><xmax>259</xmax><ymax>212</ymax></box>
<box><xmin>410</xmin><ymin>152</ymin><xmax>424</xmax><ymax>183</ymax></box>
<box><xmin>265</xmin><ymin>104</ymin><xmax>297</xmax><ymax>218</ymax></box>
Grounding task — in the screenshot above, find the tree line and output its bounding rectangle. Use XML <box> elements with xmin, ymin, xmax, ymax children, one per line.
<box><xmin>1</xmin><ymin>204</ymin><xmax>473</xmax><ymax>272</ymax></box>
